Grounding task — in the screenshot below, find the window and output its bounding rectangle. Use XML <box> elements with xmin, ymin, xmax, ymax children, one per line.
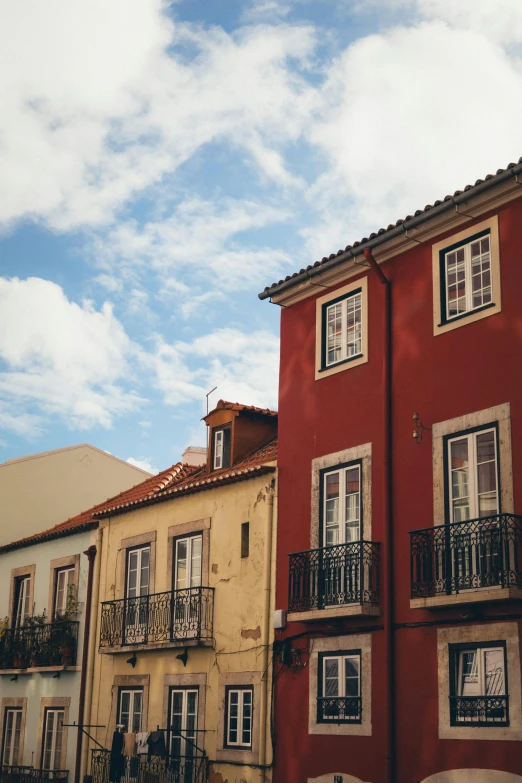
<box><xmin>117</xmin><ymin>689</ymin><xmax>143</xmax><ymax>734</ymax></box>
<box><xmin>446</xmin><ymin>425</ymin><xmax>499</xmax><ymax>523</ymax></box>
<box><xmin>2</xmin><ymin>709</ymin><xmax>22</xmax><ymax>766</ymax></box>
<box><xmin>322</xmin><ymin>462</ymin><xmax>361</xmax><ymax>547</ymax></box>
<box><xmin>322</xmin><ymin>289</ymin><xmax>362</xmax><ymax>369</ymax></box>
<box><xmin>41</xmin><ymin>709</ymin><xmax>65</xmax><ymax>770</ymax></box>
<box><xmin>54</xmin><ymin>567</ymin><xmax>75</xmax><ymax>619</ymax></box>
<box><xmin>317</xmin><ymin>651</ymin><xmax>362</xmax><ymax>724</ymax></box>
<box><xmin>241</xmin><ymin>523</ymin><xmax>249</xmax><ymax>559</ymax></box>
<box><xmin>212</xmin><ymin>426</ymin><xmax>231</xmax><ymax>470</ymax></box>
<box><xmin>225</xmin><ymin>687</ymin><xmax>253</xmax><ymax>748</ymax></box>
<box><xmin>126</xmin><ymin>546</ymin><xmax>150</xmax><ymax>599</ymax></box>
<box><xmin>449</xmin><ymin>643</ymin><xmax>508</xmax><ymax>726</ymax></box>
<box><xmin>13</xmin><ymin>576</ymin><xmax>31</xmax><ymax>628</ymax></box>
<box><xmin>441</xmin><ymin>231</ymin><xmax>493</xmax><ymax>323</ymax></box>
<box><xmin>168</xmin><ymin>687</ymin><xmax>198</xmax><ymax>761</ymax></box>
<box><xmin>432</xmin><ymin>216</ymin><xmax>501</xmax><ymax>336</ymax></box>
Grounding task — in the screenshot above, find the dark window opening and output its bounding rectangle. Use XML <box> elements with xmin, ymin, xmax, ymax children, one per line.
<box><xmin>241</xmin><ymin>523</ymin><xmax>250</xmax><ymax>559</ymax></box>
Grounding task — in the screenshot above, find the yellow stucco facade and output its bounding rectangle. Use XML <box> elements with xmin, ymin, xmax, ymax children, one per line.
<box><xmin>86</xmin><ymin>466</ymin><xmax>277</xmax><ymax>783</ymax></box>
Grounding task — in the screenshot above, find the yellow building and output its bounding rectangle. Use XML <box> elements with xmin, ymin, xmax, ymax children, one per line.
<box><xmin>85</xmin><ymin>402</ymin><xmax>278</xmax><ymax>783</ymax></box>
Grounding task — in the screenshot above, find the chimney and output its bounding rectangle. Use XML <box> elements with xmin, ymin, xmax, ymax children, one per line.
<box><xmin>182</xmin><ymin>446</ymin><xmax>207</xmax><ymax>466</ymax></box>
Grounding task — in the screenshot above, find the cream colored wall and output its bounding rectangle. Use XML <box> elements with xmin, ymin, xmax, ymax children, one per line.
<box><xmin>90</xmin><ymin>472</ymin><xmax>276</xmax><ymax>783</ymax></box>
<box><xmin>0</xmin><ymin>445</ymin><xmax>151</xmax><ymax>545</ymax></box>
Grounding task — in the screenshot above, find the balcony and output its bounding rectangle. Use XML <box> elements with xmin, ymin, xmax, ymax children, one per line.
<box><xmin>287</xmin><ymin>541</ymin><xmax>380</xmax><ymax>622</ymax></box>
<box><xmin>450</xmin><ymin>695</ymin><xmax>509</xmax><ymax>726</ymax></box>
<box><xmin>0</xmin><ymin>621</ymin><xmax>79</xmax><ymax>672</ymax></box>
<box><xmin>317</xmin><ymin>696</ymin><xmax>362</xmax><ymax>724</ymax></box>
<box><xmin>410</xmin><ymin>513</ymin><xmax>522</xmax><ymax>609</ymax></box>
<box><xmin>99</xmin><ymin>587</ymin><xmax>214</xmax><ymax>652</ymax></box>
<box><xmin>0</xmin><ymin>768</ymin><xmax>68</xmax><ymax>783</ymax></box>
<box><xmin>91</xmin><ymin>747</ymin><xmax>208</xmax><ymax>783</ymax></box>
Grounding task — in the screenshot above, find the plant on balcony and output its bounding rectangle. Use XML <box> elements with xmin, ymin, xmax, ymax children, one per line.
<box><xmin>53</xmin><ymin>585</ymin><xmax>80</xmax><ymax>665</ymax></box>
<box><xmin>25</xmin><ymin>612</ymin><xmax>47</xmax><ymax>667</ymax></box>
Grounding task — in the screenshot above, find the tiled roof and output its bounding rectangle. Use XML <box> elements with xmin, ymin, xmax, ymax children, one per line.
<box><xmin>259</xmin><ymin>156</ymin><xmax>522</xmax><ymax>300</ymax></box>
<box><xmin>205</xmin><ymin>399</ymin><xmax>278</xmax><ymax>418</ymax></box>
<box><xmin>94</xmin><ymin>436</ymin><xmax>278</xmax><ymax>519</ymax></box>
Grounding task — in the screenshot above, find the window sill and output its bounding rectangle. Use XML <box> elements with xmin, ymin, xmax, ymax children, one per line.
<box><xmin>438</xmin><ymin>301</ymin><xmax>496</xmax><ymax>327</ymax></box>
<box><xmin>0</xmin><ymin>665</ymin><xmax>81</xmax><ymax>675</ymax></box>
<box><xmin>288</xmin><ymin>603</ymin><xmax>380</xmax><ymax>623</ymax></box>
<box><xmin>411</xmin><ymin>586</ymin><xmax>522</xmax><ymax>610</ymax></box>
<box><xmin>318</xmin><ymin>353</ymin><xmax>363</xmax><ymax>373</ymax></box>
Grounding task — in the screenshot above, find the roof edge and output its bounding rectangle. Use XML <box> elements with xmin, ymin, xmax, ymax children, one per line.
<box><xmin>259</xmin><ymin>161</ymin><xmax>522</xmax><ymax>301</ymax></box>
<box><xmin>0</xmin><ymin>521</ymin><xmax>98</xmax><ymax>555</ymax></box>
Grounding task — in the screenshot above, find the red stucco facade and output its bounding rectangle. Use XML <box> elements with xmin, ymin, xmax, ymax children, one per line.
<box><xmin>270</xmin><ymin>194</ymin><xmax>522</xmax><ymax>783</ymax></box>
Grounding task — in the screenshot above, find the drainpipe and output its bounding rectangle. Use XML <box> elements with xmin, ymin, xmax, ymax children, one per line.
<box><xmin>258</xmin><ymin>476</ymin><xmax>277</xmax><ymax>783</ymax></box>
<box><xmin>363</xmin><ymin>248</ymin><xmax>395</xmax><ymax>783</ymax></box>
<box><xmin>75</xmin><ymin>541</ymin><xmax>97</xmax><ymax>783</ymax></box>
<box><xmin>79</xmin><ymin>527</ymin><xmax>103</xmax><ymax>782</ymax></box>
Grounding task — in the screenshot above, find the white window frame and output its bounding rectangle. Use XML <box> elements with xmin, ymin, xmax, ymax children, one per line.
<box><xmin>126</xmin><ymin>546</ymin><xmax>150</xmax><ymax>599</ymax></box>
<box><xmin>322</xmin><ymin>463</ymin><xmax>362</xmax><ymax>547</ymax></box>
<box><xmin>14</xmin><ymin>577</ymin><xmax>31</xmax><ymax>628</ymax></box>
<box><xmin>174</xmin><ymin>535</ymin><xmax>203</xmax><ymax>591</ymax></box>
<box><xmin>213</xmin><ymin>430</ymin><xmax>224</xmax><ymax>470</ymax></box>
<box><xmin>443</xmin><ymin>232</ymin><xmax>493</xmax><ymax>321</ymax></box>
<box><xmin>319</xmin><ymin>652</ymin><xmax>362</xmax><ymax>724</ymax></box>
<box><xmin>324</xmin><ymin>290</ymin><xmax>363</xmax><ymax>368</ymax></box>
<box><xmin>2</xmin><ymin>709</ymin><xmax>22</xmax><ymax>766</ymax></box>
<box><xmin>447</xmin><ymin>426</ymin><xmax>499</xmax><ymax>523</ymax></box>
<box><xmin>315</xmin><ymin>277</ymin><xmax>368</xmax><ymax>381</ymax></box>
<box><xmin>225</xmin><ymin>688</ymin><xmax>253</xmax><ymax>749</ymax></box>
<box><xmin>456</xmin><ymin>646</ymin><xmax>506</xmax><ymax>698</ymax></box>
<box><xmin>54</xmin><ymin>567</ymin><xmax>75</xmax><ymax>618</ymax></box>
<box><xmin>41</xmin><ymin>709</ymin><xmax>65</xmax><ymax>770</ymax></box>
<box><xmin>118</xmin><ymin>689</ymin><xmax>143</xmax><ymax>734</ymax></box>
<box><xmin>169</xmin><ymin>687</ymin><xmax>198</xmax><ymax>759</ymax></box>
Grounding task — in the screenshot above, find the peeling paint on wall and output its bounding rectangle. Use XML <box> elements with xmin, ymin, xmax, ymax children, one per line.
<box><xmin>241</xmin><ymin>626</ymin><xmax>261</xmax><ymax>640</ymax></box>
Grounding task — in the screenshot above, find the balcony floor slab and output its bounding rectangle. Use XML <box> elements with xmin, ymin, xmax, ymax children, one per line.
<box><xmin>288</xmin><ymin>603</ymin><xmax>380</xmax><ymax>623</ymax></box>
<box><xmin>99</xmin><ymin>638</ymin><xmax>214</xmax><ymax>654</ymax></box>
<box><xmin>411</xmin><ymin>586</ymin><xmax>522</xmax><ymax>610</ymax></box>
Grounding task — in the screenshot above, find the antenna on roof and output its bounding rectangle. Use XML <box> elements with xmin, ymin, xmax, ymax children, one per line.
<box><xmin>206</xmin><ymin>386</ymin><xmax>217</xmax><ymax>415</ymax></box>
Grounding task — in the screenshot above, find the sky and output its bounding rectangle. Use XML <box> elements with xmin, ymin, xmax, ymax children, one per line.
<box><xmin>1</xmin><ymin>0</ymin><xmax>522</xmax><ymax>474</ymax></box>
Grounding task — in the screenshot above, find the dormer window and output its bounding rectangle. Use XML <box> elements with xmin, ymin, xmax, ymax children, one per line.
<box><xmin>213</xmin><ymin>425</ymin><xmax>231</xmax><ymax>470</ymax></box>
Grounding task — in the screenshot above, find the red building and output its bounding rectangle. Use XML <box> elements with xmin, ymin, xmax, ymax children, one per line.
<box><xmin>260</xmin><ymin>159</ymin><xmax>522</xmax><ymax>783</ymax></box>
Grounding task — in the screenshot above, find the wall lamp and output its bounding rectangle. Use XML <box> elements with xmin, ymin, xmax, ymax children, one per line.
<box><xmin>412</xmin><ymin>412</ymin><xmax>430</xmax><ymax>445</ymax></box>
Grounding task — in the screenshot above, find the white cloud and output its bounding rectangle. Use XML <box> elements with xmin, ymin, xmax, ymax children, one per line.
<box><xmin>0</xmin><ymin>277</ymin><xmax>144</xmax><ymax>430</ymax></box>
<box><xmin>126</xmin><ymin>456</ymin><xmax>158</xmax><ymax>474</ymax></box>
<box><xmin>149</xmin><ymin>327</ymin><xmax>279</xmax><ymax>411</ymax></box>
<box><xmin>0</xmin><ymin>1</ymin><xmax>316</xmax><ymax>231</ymax></box>
<box><xmin>303</xmin><ymin>19</ymin><xmax>522</xmax><ymax>258</ymax></box>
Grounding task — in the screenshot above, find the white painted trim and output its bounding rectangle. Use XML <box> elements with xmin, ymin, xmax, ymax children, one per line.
<box><xmin>315</xmin><ymin>277</ymin><xmax>368</xmax><ymax>380</ymax></box>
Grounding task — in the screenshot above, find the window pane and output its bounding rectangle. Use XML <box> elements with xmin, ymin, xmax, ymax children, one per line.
<box><xmin>327</xmin><ymin>303</ymin><xmax>343</xmax><ymax>365</ymax></box>
<box><xmin>190</xmin><ymin>536</ymin><xmax>202</xmax><ymax>587</ymax></box>
<box><xmin>324</xmin><ymin>658</ymin><xmax>339</xmax><ymax>696</ymax></box>
<box><xmin>346</xmin><ymin>293</ymin><xmax>362</xmax><ymax>357</ymax></box>
<box><xmin>345</xmin><ymin>466</ymin><xmax>360</xmax><ymax>542</ymax></box>
<box><xmin>54</xmin><ymin>712</ymin><xmax>64</xmax><ymax>769</ymax></box>
<box><xmin>176</xmin><ymin>541</ymin><xmax>188</xmax><ymax>590</ymax></box>
<box><xmin>132</xmin><ymin>692</ymin><xmax>142</xmax><ymax>733</ymax></box>
<box><xmin>345</xmin><ymin>657</ymin><xmax>360</xmax><ymax>697</ymax></box>
<box><xmin>485</xmin><ymin>649</ymin><xmax>505</xmax><ymax>695</ymax></box>
<box><xmin>241</xmin><ymin>692</ymin><xmax>252</xmax><ymax>745</ymax></box>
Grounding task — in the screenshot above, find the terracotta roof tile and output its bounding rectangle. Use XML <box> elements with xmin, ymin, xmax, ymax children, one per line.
<box><xmin>259</xmin><ymin>156</ymin><xmax>522</xmax><ymax>300</ymax></box>
<box><xmin>205</xmin><ymin>399</ymin><xmax>278</xmax><ymax>418</ymax></box>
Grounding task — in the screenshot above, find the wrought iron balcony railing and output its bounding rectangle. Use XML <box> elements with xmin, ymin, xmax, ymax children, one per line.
<box><xmin>0</xmin><ymin>621</ymin><xmax>79</xmax><ymax>670</ymax></box>
<box><xmin>91</xmin><ymin>746</ymin><xmax>208</xmax><ymax>783</ymax></box>
<box><xmin>450</xmin><ymin>695</ymin><xmax>509</xmax><ymax>726</ymax></box>
<box><xmin>99</xmin><ymin>587</ymin><xmax>214</xmax><ymax>648</ymax></box>
<box><xmin>410</xmin><ymin>513</ymin><xmax>522</xmax><ymax>599</ymax></box>
<box><xmin>288</xmin><ymin>540</ymin><xmax>380</xmax><ymax>613</ymax></box>
<box><xmin>317</xmin><ymin>696</ymin><xmax>362</xmax><ymax>724</ymax></box>
<box><xmin>0</xmin><ymin>767</ymin><xmax>68</xmax><ymax>783</ymax></box>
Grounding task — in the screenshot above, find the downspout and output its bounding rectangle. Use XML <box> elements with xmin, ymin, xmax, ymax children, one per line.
<box><xmin>364</xmin><ymin>248</ymin><xmax>395</xmax><ymax>783</ymax></box>
<box><xmin>79</xmin><ymin>527</ymin><xmax>103</xmax><ymax>782</ymax></box>
<box><xmin>258</xmin><ymin>475</ymin><xmax>277</xmax><ymax>782</ymax></box>
<box><xmin>75</xmin><ymin>542</ymin><xmax>97</xmax><ymax>783</ymax></box>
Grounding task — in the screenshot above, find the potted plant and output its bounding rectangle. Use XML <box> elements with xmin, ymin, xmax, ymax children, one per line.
<box><xmin>54</xmin><ymin>587</ymin><xmax>79</xmax><ymax>665</ymax></box>
<box><xmin>25</xmin><ymin>612</ymin><xmax>47</xmax><ymax>667</ymax></box>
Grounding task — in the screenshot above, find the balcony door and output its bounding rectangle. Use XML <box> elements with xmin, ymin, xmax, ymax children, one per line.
<box><xmin>322</xmin><ymin>464</ymin><xmax>361</xmax><ymax>604</ymax></box>
<box><xmin>125</xmin><ymin>546</ymin><xmax>150</xmax><ymax>643</ymax></box>
<box><xmin>118</xmin><ymin>689</ymin><xmax>143</xmax><ymax>734</ymax></box>
<box><xmin>2</xmin><ymin>709</ymin><xmax>22</xmax><ymax>767</ymax></box>
<box><xmin>447</xmin><ymin>427</ymin><xmax>501</xmax><ymax>588</ymax></box>
<box><xmin>174</xmin><ymin>536</ymin><xmax>202</xmax><ymax>638</ymax></box>
<box><xmin>14</xmin><ymin>576</ymin><xmax>31</xmax><ymax>628</ymax></box>
<box><xmin>41</xmin><ymin>709</ymin><xmax>65</xmax><ymax>771</ymax></box>
<box><xmin>169</xmin><ymin>688</ymin><xmax>198</xmax><ymax>782</ymax></box>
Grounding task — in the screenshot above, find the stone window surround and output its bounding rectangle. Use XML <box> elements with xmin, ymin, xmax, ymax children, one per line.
<box><xmin>35</xmin><ymin>697</ymin><xmax>70</xmax><ymax>770</ymax></box>
<box><xmin>308</xmin><ymin>634</ymin><xmax>372</xmax><ymax>737</ymax></box>
<box><xmin>432</xmin><ymin>403</ymin><xmax>513</xmax><ymax>527</ymax></box>
<box><xmin>107</xmin><ymin>675</ymin><xmax>150</xmax><ymax>742</ymax></box>
<box><xmin>162</xmin><ymin>673</ymin><xmax>207</xmax><ymax>751</ymax></box>
<box><xmin>0</xmin><ymin>697</ymin><xmax>27</xmax><ymax>766</ymax></box>
<box><xmin>8</xmin><ymin>565</ymin><xmax>36</xmax><ymax>628</ymax></box>
<box><xmin>118</xmin><ymin>532</ymin><xmax>157</xmax><ymax>599</ymax></box>
<box><xmin>437</xmin><ymin>621</ymin><xmax>522</xmax><ymax>741</ymax></box>
<box><xmin>315</xmin><ymin>276</ymin><xmax>369</xmax><ymax>381</ymax></box>
<box><xmin>166</xmin><ymin>518</ymin><xmax>211</xmax><ymax>591</ymax></box>
<box><xmin>311</xmin><ymin>443</ymin><xmax>372</xmax><ymax>549</ymax></box>
<box><xmin>47</xmin><ymin>554</ymin><xmax>81</xmax><ymax>620</ymax></box>
<box><xmin>432</xmin><ymin>214</ymin><xmax>502</xmax><ymax>336</ymax></box>
<box><xmin>216</xmin><ymin>671</ymin><xmax>262</xmax><ymax>765</ymax></box>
